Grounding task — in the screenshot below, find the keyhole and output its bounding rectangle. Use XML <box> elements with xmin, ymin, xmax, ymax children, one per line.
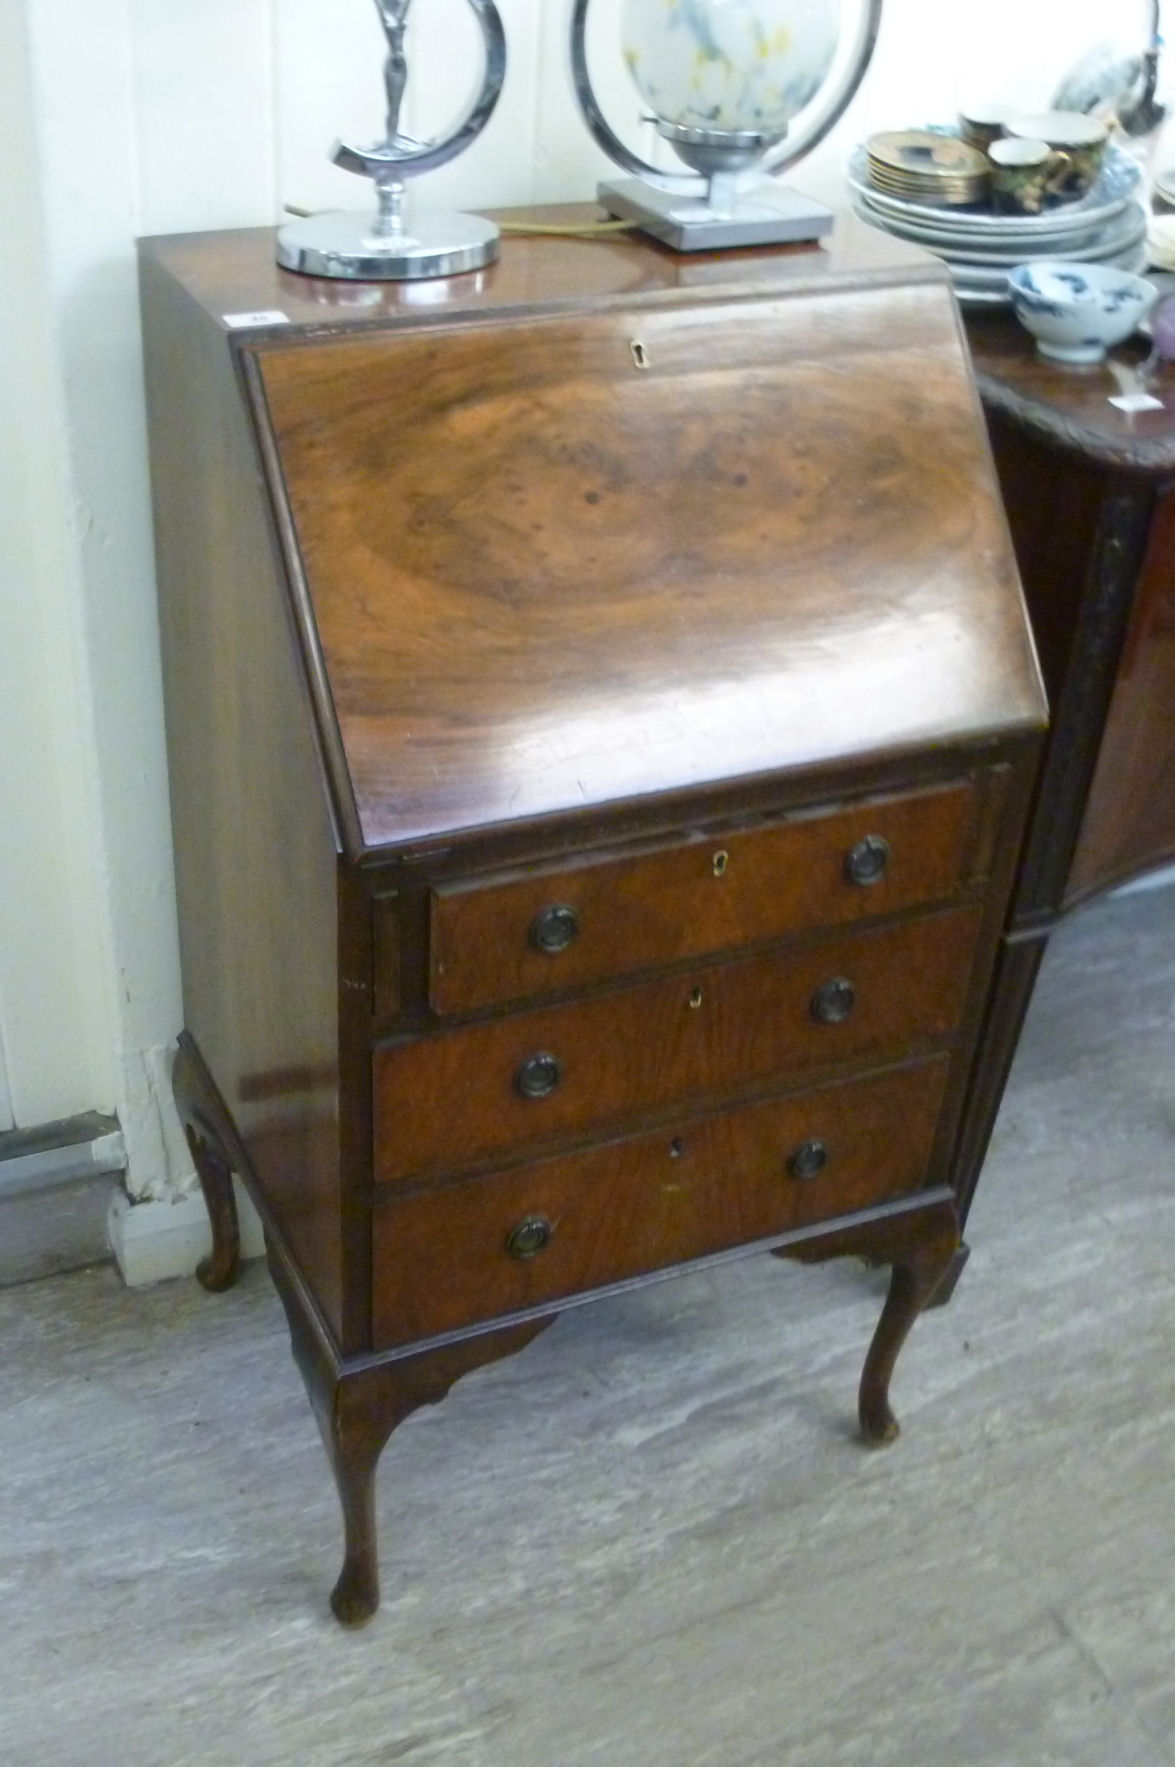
<box><xmin>669</xmin><ymin>1137</ymin><xmax>684</xmax><ymax>1159</ymax></box>
<box><xmin>712</xmin><ymin>850</ymin><xmax>728</xmax><ymax>877</ymax></box>
<box><xmin>688</xmin><ymin>986</ymin><xmax>704</xmax><ymax>1009</ymax></box>
<box><xmin>630</xmin><ymin>339</ymin><xmax>650</xmax><ymax>369</ymax></box>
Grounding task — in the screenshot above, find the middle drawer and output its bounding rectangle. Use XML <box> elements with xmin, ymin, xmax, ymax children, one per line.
<box><xmin>373</xmin><ymin>904</ymin><xmax>982</xmax><ymax>1186</ymax></box>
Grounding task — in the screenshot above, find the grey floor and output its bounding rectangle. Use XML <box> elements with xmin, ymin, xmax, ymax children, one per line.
<box><xmin>3</xmin><ymin>887</ymin><xmax>1175</xmax><ymax>1767</ymax></box>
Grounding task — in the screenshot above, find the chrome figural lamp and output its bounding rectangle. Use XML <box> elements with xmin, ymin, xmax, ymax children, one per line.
<box><xmin>571</xmin><ymin>0</ymin><xmax>884</xmax><ymax>250</ymax></box>
<box><xmin>277</xmin><ymin>0</ymin><xmax>506</xmax><ymax>281</ymax></box>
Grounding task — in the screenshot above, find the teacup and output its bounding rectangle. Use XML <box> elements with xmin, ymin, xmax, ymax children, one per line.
<box><xmin>958</xmin><ymin>104</ymin><xmax>1010</xmax><ymax>152</ymax></box>
<box><xmin>989</xmin><ymin>137</ymin><xmax>1072</xmax><ymax>216</ymax></box>
<box><xmin>1006</xmin><ymin>111</ymin><xmax>1108</xmax><ymax>201</ymax></box>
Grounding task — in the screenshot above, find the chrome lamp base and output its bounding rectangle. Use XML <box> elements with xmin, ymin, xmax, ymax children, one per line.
<box><xmin>598</xmin><ymin>178</ymin><xmax>834</xmax><ymax>251</ymax></box>
<box><xmin>276</xmin><ymin>207</ymin><xmax>499</xmax><ymax>282</ymax></box>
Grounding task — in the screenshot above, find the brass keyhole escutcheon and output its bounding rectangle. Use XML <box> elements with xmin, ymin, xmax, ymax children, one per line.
<box><xmin>630</xmin><ymin>338</ymin><xmax>650</xmax><ymax>369</ymax></box>
<box><xmin>688</xmin><ymin>986</ymin><xmax>704</xmax><ymax>1009</ymax></box>
<box><xmin>505</xmin><ymin>1214</ymin><xmax>554</xmax><ymax>1260</ymax></box>
<box><xmin>712</xmin><ymin>850</ymin><xmax>729</xmax><ymax>877</ymax></box>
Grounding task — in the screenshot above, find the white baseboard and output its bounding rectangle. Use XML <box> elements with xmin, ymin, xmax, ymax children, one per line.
<box><xmin>0</xmin><ymin>1127</ymin><xmax>126</xmax><ymax>1198</ymax></box>
<box><xmin>108</xmin><ymin>1180</ymin><xmax>265</xmax><ymax>1287</ymax></box>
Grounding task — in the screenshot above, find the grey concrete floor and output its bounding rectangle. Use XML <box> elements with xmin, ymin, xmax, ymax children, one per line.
<box><xmin>2</xmin><ymin>886</ymin><xmax>1174</xmax><ymax>1767</ymax></box>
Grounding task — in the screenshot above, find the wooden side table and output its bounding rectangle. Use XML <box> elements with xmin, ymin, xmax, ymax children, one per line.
<box><xmin>953</xmin><ymin>312</ymin><xmax>1175</xmax><ymax>1223</ymax></box>
<box><xmin>139</xmin><ymin>214</ymin><xmax>1044</xmax><ymax>1624</ymax></box>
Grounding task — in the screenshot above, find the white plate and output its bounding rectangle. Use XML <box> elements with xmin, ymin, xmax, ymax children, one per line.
<box><xmin>852</xmin><ymin>197</ymin><xmax>1113</xmax><ymax>256</ymax></box>
<box><xmin>847</xmin><ymin>140</ymin><xmax>1140</xmax><ymax>237</ymax></box>
<box><xmin>852</xmin><ymin>198</ymin><xmax>1147</xmax><ymax>266</ymax></box>
<box><xmin>951</xmin><ymin>242</ymin><xmax>1150</xmax><ymax>305</ymax></box>
<box><xmin>1153</xmin><ymin>165</ymin><xmax>1175</xmax><ymax>205</ymax></box>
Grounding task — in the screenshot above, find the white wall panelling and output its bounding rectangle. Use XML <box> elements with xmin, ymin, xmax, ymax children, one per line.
<box><xmin>0</xmin><ymin>0</ymin><xmax>1166</xmax><ymax>1278</ymax></box>
<box><xmin>131</xmin><ymin>0</ymin><xmax>280</xmax><ymax>235</ymax></box>
<box><xmin>0</xmin><ymin>0</ymin><xmax>119</xmax><ymax>1129</ymax></box>
<box><xmin>0</xmin><ymin>1031</ymin><xmax>14</xmax><ymax>1135</ymax></box>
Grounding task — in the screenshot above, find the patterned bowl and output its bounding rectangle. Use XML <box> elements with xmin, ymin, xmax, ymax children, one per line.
<box><xmin>1008</xmin><ymin>261</ymin><xmax>1158</xmax><ymax>363</ymax></box>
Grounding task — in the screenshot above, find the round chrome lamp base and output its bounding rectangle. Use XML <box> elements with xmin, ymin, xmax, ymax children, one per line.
<box><xmin>276</xmin><ymin>208</ymin><xmax>499</xmax><ymax>281</ymax></box>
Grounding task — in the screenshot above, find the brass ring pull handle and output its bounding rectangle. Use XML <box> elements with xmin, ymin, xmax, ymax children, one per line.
<box><xmin>787</xmin><ymin>1138</ymin><xmax>829</xmax><ymax>1180</ymax></box>
<box><xmin>811</xmin><ymin>977</ymin><xmax>856</xmax><ymax>1024</ymax></box>
<box><xmin>514</xmin><ymin>1052</ymin><xmax>562</xmax><ymax>1099</ymax></box>
<box><xmin>844</xmin><ymin>834</ymin><xmax>890</xmax><ymax>886</ymax></box>
<box><xmin>505</xmin><ymin>1214</ymin><xmax>554</xmax><ymax>1259</ymax></box>
<box><xmin>529</xmin><ymin>904</ymin><xmax>580</xmax><ymax>954</ymax></box>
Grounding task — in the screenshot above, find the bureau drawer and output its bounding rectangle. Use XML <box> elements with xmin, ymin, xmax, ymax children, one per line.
<box><xmin>372</xmin><ymin>1057</ymin><xmax>951</xmax><ymax>1345</ymax></box>
<box><xmin>428</xmin><ymin>781</ymin><xmax>979</xmax><ymax>1014</ymax></box>
<box><xmin>374</xmin><ymin>904</ymin><xmax>983</xmax><ymax>1185</ymax></box>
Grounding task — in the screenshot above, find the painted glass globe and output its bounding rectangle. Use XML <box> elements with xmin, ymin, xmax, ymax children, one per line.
<box><xmin>621</xmin><ymin>0</ymin><xmax>840</xmax><ymax>139</ymax></box>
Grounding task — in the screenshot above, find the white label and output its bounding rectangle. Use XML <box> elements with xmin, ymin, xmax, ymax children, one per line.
<box><xmin>222</xmin><ymin>309</ymin><xmax>291</xmax><ymax>329</ymax></box>
<box><xmin>1108</xmin><ymin>391</ymin><xmax>1165</xmax><ymax>413</ymax></box>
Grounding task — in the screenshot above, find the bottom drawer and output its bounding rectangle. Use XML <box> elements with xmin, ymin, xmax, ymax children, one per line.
<box><xmin>372</xmin><ymin>1056</ymin><xmax>951</xmax><ymax>1347</ymax></box>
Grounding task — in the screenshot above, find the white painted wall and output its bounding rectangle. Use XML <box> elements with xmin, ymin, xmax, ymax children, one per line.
<box><xmin>0</xmin><ymin>0</ymin><xmax>1161</xmax><ymax>1229</ymax></box>
<box><xmin>0</xmin><ymin>1030</ymin><xmax>13</xmax><ymax>1133</ymax></box>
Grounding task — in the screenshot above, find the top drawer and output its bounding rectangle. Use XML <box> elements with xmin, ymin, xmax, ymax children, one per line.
<box><xmin>429</xmin><ymin>781</ymin><xmax>980</xmax><ymax>1014</ymax></box>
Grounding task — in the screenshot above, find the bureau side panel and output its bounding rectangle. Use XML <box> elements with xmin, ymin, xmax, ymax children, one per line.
<box><xmin>139</xmin><ymin>253</ymin><xmax>348</xmax><ymax>1343</ymax></box>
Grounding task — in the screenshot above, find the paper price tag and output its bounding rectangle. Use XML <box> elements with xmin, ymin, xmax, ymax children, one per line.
<box><xmin>222</xmin><ymin>310</ymin><xmax>291</xmax><ymax>330</ymax></box>
<box><xmin>1109</xmin><ymin>391</ymin><xmax>1165</xmax><ymax>413</ymax></box>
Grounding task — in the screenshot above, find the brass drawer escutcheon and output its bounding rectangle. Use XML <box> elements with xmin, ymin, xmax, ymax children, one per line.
<box><xmin>810</xmin><ymin>976</ymin><xmax>856</xmax><ymax>1024</ymax></box>
<box><xmin>514</xmin><ymin>1052</ymin><xmax>562</xmax><ymax>1100</ymax></box>
<box><xmin>788</xmin><ymin>1138</ymin><xmax>829</xmax><ymax>1180</ymax></box>
<box><xmin>505</xmin><ymin>1214</ymin><xmax>554</xmax><ymax>1260</ymax></box>
<box><xmin>844</xmin><ymin>834</ymin><xmax>890</xmax><ymax>886</ymax></box>
<box><xmin>529</xmin><ymin>903</ymin><xmax>580</xmax><ymax>954</ymax></box>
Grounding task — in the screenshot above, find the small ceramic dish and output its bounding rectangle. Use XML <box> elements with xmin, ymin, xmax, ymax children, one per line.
<box><xmin>1007</xmin><ymin>261</ymin><xmax>1158</xmax><ymax>362</ymax></box>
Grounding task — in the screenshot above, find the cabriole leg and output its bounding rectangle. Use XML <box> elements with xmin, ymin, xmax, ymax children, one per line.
<box><xmin>322</xmin><ymin>1328</ymin><xmax>556</xmax><ymax>1627</ymax></box>
<box><xmin>326</xmin><ymin>1381</ymin><xmax>391</xmax><ymax>1627</ymax></box>
<box><xmin>268</xmin><ymin>1245</ymin><xmax>554</xmax><ymax>1627</ymax></box>
<box><xmin>777</xmin><ymin>1197</ymin><xmax>960</xmax><ymax>1449</ymax></box>
<box><xmin>172</xmin><ymin>1033</ymin><xmax>241</xmax><ymax>1293</ymax></box>
<box><xmin>858</xmin><ymin>1219</ymin><xmax>959</xmax><ymax>1446</ymax></box>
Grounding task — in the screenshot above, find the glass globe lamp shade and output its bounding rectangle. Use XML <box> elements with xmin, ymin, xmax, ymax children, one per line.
<box><xmin>621</xmin><ymin>0</ymin><xmax>839</xmax><ymax>141</ymax></box>
<box><xmin>571</xmin><ymin>0</ymin><xmax>883</xmax><ymax>251</ymax></box>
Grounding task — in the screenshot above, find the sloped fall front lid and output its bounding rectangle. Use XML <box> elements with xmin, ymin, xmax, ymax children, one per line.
<box><xmin>250</xmin><ymin>271</ymin><xmax>1043</xmax><ymax>852</ymax></box>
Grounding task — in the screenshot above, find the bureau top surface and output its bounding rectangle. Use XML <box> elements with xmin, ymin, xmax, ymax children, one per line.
<box><xmin>143</xmin><ymin>217</ymin><xmax>1045</xmax><ymax>854</ymax></box>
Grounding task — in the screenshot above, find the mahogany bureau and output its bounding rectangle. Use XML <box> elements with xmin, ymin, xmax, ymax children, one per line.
<box><xmin>138</xmin><ymin>213</ymin><xmax>1046</xmax><ymax>1625</ymax></box>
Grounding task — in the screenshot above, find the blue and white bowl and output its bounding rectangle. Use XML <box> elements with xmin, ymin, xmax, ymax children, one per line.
<box><xmin>1008</xmin><ymin>261</ymin><xmax>1157</xmax><ymax>363</ymax></box>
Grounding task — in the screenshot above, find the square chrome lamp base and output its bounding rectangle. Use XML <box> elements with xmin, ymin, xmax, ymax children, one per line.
<box><xmin>598</xmin><ymin>179</ymin><xmax>834</xmax><ymax>252</ymax></box>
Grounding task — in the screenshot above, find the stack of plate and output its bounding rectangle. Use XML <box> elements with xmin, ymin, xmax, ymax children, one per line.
<box><xmin>849</xmin><ymin>140</ymin><xmax>1146</xmax><ymax>306</ymax></box>
<box><xmin>865</xmin><ymin>130</ymin><xmax>990</xmax><ymax>207</ymax></box>
<box><xmin>1153</xmin><ymin>164</ymin><xmax>1175</xmax><ymax>208</ymax></box>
